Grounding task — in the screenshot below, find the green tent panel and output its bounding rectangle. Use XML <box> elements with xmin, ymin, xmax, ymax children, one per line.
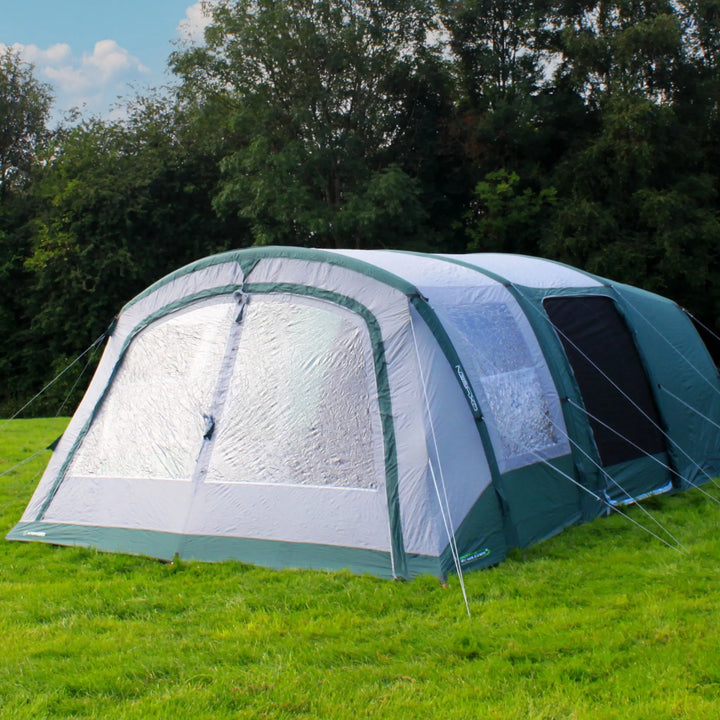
<box><xmin>8</xmin><ymin>248</ymin><xmax>720</xmax><ymax>578</ymax></box>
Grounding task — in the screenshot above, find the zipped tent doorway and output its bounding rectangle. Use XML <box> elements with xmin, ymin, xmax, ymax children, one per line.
<box><xmin>544</xmin><ymin>295</ymin><xmax>672</xmax><ymax>501</ymax></box>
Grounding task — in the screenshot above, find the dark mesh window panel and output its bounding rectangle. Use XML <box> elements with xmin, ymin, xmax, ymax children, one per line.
<box><xmin>544</xmin><ymin>296</ymin><xmax>666</xmax><ymax>467</ymax></box>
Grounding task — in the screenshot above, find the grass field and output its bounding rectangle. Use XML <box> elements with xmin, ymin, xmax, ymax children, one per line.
<box><xmin>2</xmin><ymin>418</ymin><xmax>720</xmax><ymax>719</ymax></box>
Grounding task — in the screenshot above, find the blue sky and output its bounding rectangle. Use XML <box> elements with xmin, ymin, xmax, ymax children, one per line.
<box><xmin>0</xmin><ymin>0</ymin><xmax>212</xmax><ymax>123</ymax></box>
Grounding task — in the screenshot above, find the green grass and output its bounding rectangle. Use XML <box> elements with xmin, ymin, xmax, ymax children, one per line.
<box><xmin>2</xmin><ymin>418</ymin><xmax>720</xmax><ymax>719</ymax></box>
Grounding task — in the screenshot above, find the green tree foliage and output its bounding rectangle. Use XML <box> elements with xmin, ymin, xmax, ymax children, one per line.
<box><xmin>439</xmin><ymin>0</ymin><xmax>565</xmax><ymax>243</ymax></box>
<box><xmin>0</xmin><ymin>194</ymin><xmax>38</xmax><ymax>413</ymax></box>
<box><xmin>441</xmin><ymin>0</ymin><xmax>550</xmax><ymax>106</ymax></box>
<box><xmin>463</xmin><ymin>169</ymin><xmax>557</xmax><ymax>253</ymax></box>
<box><xmin>172</xmin><ymin>0</ymin><xmax>451</xmax><ymax>248</ymax></box>
<box><xmin>0</xmin><ymin>50</ymin><xmax>53</xmax><ymax>413</ymax></box>
<box><xmin>549</xmin><ymin>1</ymin><xmax>686</xmax><ymax>102</ymax></box>
<box><xmin>543</xmin><ymin>1</ymin><xmax>720</xmax><ymax>326</ymax></box>
<box><xmin>0</xmin><ymin>48</ymin><xmax>52</xmax><ymax>203</ymax></box>
<box><xmin>29</xmin><ymin>97</ymin><xmax>241</xmax><ymax>331</ymax></box>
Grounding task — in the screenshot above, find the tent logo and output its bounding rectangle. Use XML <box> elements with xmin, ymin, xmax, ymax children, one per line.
<box><xmin>460</xmin><ymin>548</ymin><xmax>491</xmax><ymax>565</ymax></box>
<box><xmin>455</xmin><ymin>365</ymin><xmax>479</xmax><ymax>413</ymax></box>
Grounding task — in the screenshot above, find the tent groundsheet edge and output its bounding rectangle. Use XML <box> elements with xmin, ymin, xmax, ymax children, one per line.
<box><xmin>7</xmin><ymin>521</ymin><xmax>447</xmax><ymax>579</ymax></box>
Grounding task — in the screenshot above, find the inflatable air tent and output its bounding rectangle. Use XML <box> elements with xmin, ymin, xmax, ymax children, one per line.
<box><xmin>9</xmin><ymin>248</ymin><xmax>720</xmax><ymax>578</ymax></box>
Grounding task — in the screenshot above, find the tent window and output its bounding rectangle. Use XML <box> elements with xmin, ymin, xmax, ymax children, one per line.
<box><xmin>436</xmin><ymin>299</ymin><xmax>567</xmax><ymax>472</ymax></box>
<box><xmin>544</xmin><ymin>295</ymin><xmax>666</xmax><ymax>466</ymax></box>
<box><xmin>205</xmin><ymin>297</ymin><xmax>382</xmax><ymax>489</ymax></box>
<box><xmin>67</xmin><ymin>300</ymin><xmax>238</xmax><ymax>481</ymax></box>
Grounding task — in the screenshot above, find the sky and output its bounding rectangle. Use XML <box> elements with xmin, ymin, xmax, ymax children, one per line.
<box><xmin>0</xmin><ymin>0</ymin><xmax>214</xmax><ymax>123</ymax></box>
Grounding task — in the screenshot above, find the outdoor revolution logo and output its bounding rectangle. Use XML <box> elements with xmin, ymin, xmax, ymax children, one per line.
<box><xmin>460</xmin><ymin>548</ymin><xmax>491</xmax><ymax>565</ymax></box>
<box><xmin>455</xmin><ymin>365</ymin><xmax>479</xmax><ymax>414</ymax></box>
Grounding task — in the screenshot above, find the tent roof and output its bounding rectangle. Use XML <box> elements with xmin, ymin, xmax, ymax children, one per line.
<box><xmin>128</xmin><ymin>248</ymin><xmax>604</xmax><ymax>316</ymax></box>
<box><xmin>330</xmin><ymin>250</ymin><xmax>603</xmax><ymax>290</ymax></box>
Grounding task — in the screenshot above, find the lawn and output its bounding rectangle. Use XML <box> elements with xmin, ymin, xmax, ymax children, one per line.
<box><xmin>1</xmin><ymin>418</ymin><xmax>720</xmax><ymax>719</ymax></box>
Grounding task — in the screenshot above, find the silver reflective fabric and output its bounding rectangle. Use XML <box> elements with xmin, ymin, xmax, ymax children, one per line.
<box><xmin>68</xmin><ymin>300</ymin><xmax>237</xmax><ymax>481</ymax></box>
<box><xmin>438</xmin><ymin>300</ymin><xmax>565</xmax><ymax>471</ymax></box>
<box><xmin>205</xmin><ymin>297</ymin><xmax>381</xmax><ymax>489</ymax></box>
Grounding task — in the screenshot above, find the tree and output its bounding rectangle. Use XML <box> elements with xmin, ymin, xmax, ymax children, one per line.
<box><xmin>0</xmin><ymin>48</ymin><xmax>52</xmax><ymax>204</ymax></box>
<box><xmin>0</xmin><ymin>193</ymin><xmax>37</xmax><ymax>413</ymax></box>
<box><xmin>440</xmin><ymin>0</ymin><xmax>551</xmax><ymax>107</ymax></box>
<box><xmin>171</xmin><ymin>0</ymin><xmax>451</xmax><ymax>248</ymax></box>
<box><xmin>548</xmin><ymin>1</ymin><xmax>687</xmax><ymax>105</ymax></box>
<box><xmin>439</xmin><ymin>0</ymin><xmax>568</xmax><ymax>252</ymax></box>
<box><xmin>0</xmin><ymin>49</ymin><xmax>53</xmax><ymax>412</ymax></box>
<box><xmin>462</xmin><ymin>169</ymin><xmax>557</xmax><ymax>253</ymax></box>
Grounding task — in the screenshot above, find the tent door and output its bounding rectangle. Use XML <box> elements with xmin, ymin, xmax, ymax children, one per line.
<box><xmin>543</xmin><ymin>296</ymin><xmax>671</xmax><ymax>494</ymax></box>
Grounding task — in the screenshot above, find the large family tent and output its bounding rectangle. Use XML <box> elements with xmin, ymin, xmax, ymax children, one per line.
<box><xmin>9</xmin><ymin>247</ymin><xmax>720</xmax><ymax>579</ymax></box>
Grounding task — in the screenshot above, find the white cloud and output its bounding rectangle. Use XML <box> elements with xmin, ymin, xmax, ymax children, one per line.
<box><xmin>18</xmin><ymin>42</ymin><xmax>73</xmax><ymax>66</ymax></box>
<box><xmin>2</xmin><ymin>40</ymin><xmax>150</xmax><ymax>122</ymax></box>
<box><xmin>178</xmin><ymin>2</ymin><xmax>214</xmax><ymax>45</ymax></box>
<box><xmin>87</xmin><ymin>40</ymin><xmax>150</xmax><ymax>82</ymax></box>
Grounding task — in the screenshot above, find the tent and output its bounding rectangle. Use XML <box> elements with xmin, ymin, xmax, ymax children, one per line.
<box><xmin>9</xmin><ymin>247</ymin><xmax>720</xmax><ymax>579</ymax></box>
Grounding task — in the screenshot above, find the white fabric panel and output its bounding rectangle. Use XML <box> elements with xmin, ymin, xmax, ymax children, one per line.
<box><xmin>249</xmin><ymin>267</ymin><xmax>424</xmax><ymax>425</ymax></box>
<box><xmin>119</xmin><ymin>261</ymin><xmax>245</xmax><ymax>330</ymax></box>
<box><xmin>42</xmin><ymin>477</ymin><xmax>193</xmax><ymax>531</ymax></box>
<box><xmin>249</xmin><ymin>257</ymin><xmax>410</xmax><ymax>333</ymax></box>
<box><xmin>205</xmin><ymin>296</ymin><xmax>382</xmax><ymax>489</ymax></box>
<box><xmin>430</xmin><ymin>284</ymin><xmax>570</xmax><ymax>472</ymax></box>
<box><xmin>443</xmin><ymin>253</ymin><xmax>602</xmax><ymax>288</ymax></box>
<box><xmin>184</xmin><ymin>483</ymin><xmax>388</xmax><ymax>548</ymax></box>
<box><xmin>22</xmin><ymin>334</ymin><xmax>134</xmax><ymax>521</ymax></box>
<box><xmin>327</xmin><ymin>249</ymin><xmax>499</xmax><ymax>290</ymax></box>
<box><xmin>399</xmin><ymin>306</ymin><xmax>493</xmax><ymax>556</ymax></box>
<box><xmin>67</xmin><ymin>300</ymin><xmax>236</xmax><ymax>483</ymax></box>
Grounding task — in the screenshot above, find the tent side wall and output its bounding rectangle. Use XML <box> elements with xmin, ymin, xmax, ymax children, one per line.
<box><xmin>514</xmin><ymin>285</ymin><xmax>679</xmax><ymax>504</ymax></box>
<box><xmin>431</xmin><ymin>254</ymin><xmax>714</xmax><ymax>544</ymax></box>
<box><xmin>508</xmin><ymin>287</ymin><xmax>610</xmax><ymax>520</ymax></box>
<box><xmin>610</xmin><ymin>283</ymin><xmax>720</xmax><ymax>486</ymax></box>
<box><xmin>538</xmin><ymin>259</ymin><xmax>720</xmax><ymax>490</ymax></box>
<box><xmin>332</xmin><ymin>250</ymin><xmax>587</xmax><ymax>562</ymax></box>
<box><xmin>402</xmin><ymin>303</ymin><xmax>507</xmax><ymax>575</ymax></box>
<box><xmin>430</xmin><ymin>255</ymin><xmax>609</xmax><ymax>545</ymax></box>
<box><xmin>518</xmin><ymin>277</ymin><xmax>720</xmax><ymax>504</ymax></box>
